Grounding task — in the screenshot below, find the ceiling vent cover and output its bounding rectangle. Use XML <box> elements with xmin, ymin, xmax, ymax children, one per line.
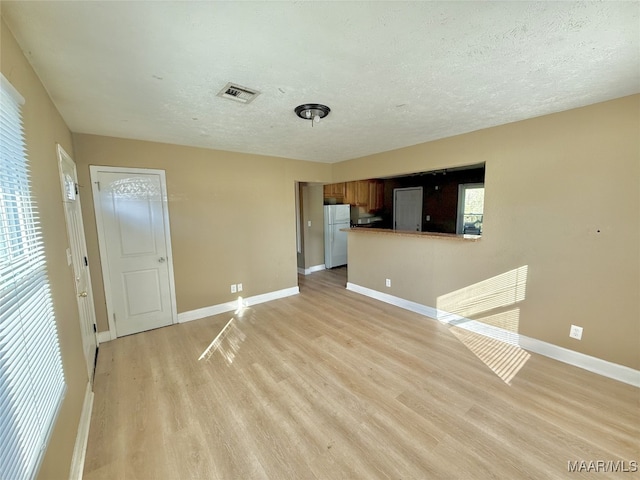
<box><xmin>217</xmin><ymin>82</ymin><xmax>260</xmax><ymax>104</ymax></box>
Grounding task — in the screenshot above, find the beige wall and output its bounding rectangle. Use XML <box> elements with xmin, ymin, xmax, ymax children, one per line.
<box><xmin>1</xmin><ymin>19</ymin><xmax>89</xmax><ymax>479</ymax></box>
<box><xmin>338</xmin><ymin>95</ymin><xmax>640</xmax><ymax>369</ymax></box>
<box><xmin>72</xmin><ymin>134</ymin><xmax>331</xmax><ymax>332</ymax></box>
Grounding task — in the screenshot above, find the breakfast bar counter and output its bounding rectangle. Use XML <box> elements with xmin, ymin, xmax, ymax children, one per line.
<box><xmin>342</xmin><ymin>227</ymin><xmax>481</xmax><ymax>242</ymax></box>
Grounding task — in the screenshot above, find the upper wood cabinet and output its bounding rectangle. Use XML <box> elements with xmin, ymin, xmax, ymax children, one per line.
<box><xmin>326</xmin><ymin>180</ymin><xmax>384</xmax><ymax>211</ymax></box>
<box><xmin>355</xmin><ymin>181</ymin><xmax>369</xmax><ymax>206</ymax></box>
<box><xmin>323</xmin><ymin>182</ymin><xmax>345</xmax><ymax>198</ymax></box>
<box><xmin>344</xmin><ymin>181</ymin><xmax>357</xmax><ymax>204</ymax></box>
<box><xmin>368</xmin><ymin>180</ymin><xmax>384</xmax><ymax>211</ymax></box>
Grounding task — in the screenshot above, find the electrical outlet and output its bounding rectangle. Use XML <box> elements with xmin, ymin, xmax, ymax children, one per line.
<box><xmin>426</xmin><ymin>215</ymin><xmax>430</xmax><ymax>221</ymax></box>
<box><xmin>385</xmin><ymin>278</ymin><xmax>391</xmax><ymax>288</ymax></box>
<box><xmin>569</xmin><ymin>324</ymin><xmax>583</xmax><ymax>340</ymax></box>
<box><xmin>237</xmin><ymin>283</ymin><xmax>243</xmax><ymax>292</ymax></box>
<box><xmin>231</xmin><ymin>284</ymin><xmax>237</xmax><ymax>294</ymax></box>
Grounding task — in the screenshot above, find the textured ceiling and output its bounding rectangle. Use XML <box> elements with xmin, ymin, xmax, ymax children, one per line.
<box><xmin>2</xmin><ymin>1</ymin><xmax>638</xmax><ymax>163</ymax></box>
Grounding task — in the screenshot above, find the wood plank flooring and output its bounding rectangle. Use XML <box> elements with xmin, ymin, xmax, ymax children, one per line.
<box><xmin>83</xmin><ymin>267</ymin><xmax>639</xmax><ymax>479</ymax></box>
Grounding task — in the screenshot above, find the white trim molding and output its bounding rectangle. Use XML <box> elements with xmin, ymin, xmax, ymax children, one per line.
<box><xmin>297</xmin><ymin>264</ymin><xmax>326</xmax><ymax>276</ymax></box>
<box><xmin>97</xmin><ymin>331</ymin><xmax>113</xmax><ymax>344</ymax></box>
<box><xmin>178</xmin><ymin>286</ymin><xmax>300</xmax><ymax>323</ymax></box>
<box><xmin>346</xmin><ymin>282</ymin><xmax>640</xmax><ymax>388</ymax></box>
<box><xmin>68</xmin><ymin>382</ymin><xmax>94</xmax><ymax>480</ymax></box>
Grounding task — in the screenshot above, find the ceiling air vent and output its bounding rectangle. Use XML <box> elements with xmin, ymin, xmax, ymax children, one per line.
<box><xmin>217</xmin><ymin>82</ymin><xmax>260</xmax><ymax>104</ymax></box>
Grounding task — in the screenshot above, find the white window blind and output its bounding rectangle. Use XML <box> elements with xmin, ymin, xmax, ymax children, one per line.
<box><xmin>0</xmin><ymin>75</ymin><xmax>66</xmax><ymax>480</ymax></box>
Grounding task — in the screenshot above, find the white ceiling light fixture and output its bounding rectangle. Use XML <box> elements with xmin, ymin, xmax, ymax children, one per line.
<box><xmin>295</xmin><ymin>103</ymin><xmax>330</xmax><ymax>127</ymax></box>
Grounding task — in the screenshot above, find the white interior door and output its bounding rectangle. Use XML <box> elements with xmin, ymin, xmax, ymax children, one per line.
<box><xmin>57</xmin><ymin>145</ymin><xmax>98</xmax><ymax>380</ymax></box>
<box><xmin>91</xmin><ymin>166</ymin><xmax>177</xmax><ymax>337</ymax></box>
<box><xmin>394</xmin><ymin>187</ymin><xmax>423</xmax><ymax>232</ymax></box>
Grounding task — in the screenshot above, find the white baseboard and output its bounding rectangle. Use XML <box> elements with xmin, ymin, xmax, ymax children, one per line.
<box><xmin>346</xmin><ymin>282</ymin><xmax>640</xmax><ymax>387</ymax></box>
<box><xmin>347</xmin><ymin>282</ymin><xmax>439</xmax><ymax>318</ymax></box>
<box><xmin>178</xmin><ymin>286</ymin><xmax>300</xmax><ymax>323</ymax></box>
<box><xmin>298</xmin><ymin>264</ymin><xmax>326</xmax><ymax>276</ymax></box>
<box><xmin>97</xmin><ymin>331</ymin><xmax>112</xmax><ymax>344</ymax></box>
<box><xmin>516</xmin><ymin>336</ymin><xmax>639</xmax><ymax>387</ymax></box>
<box><xmin>68</xmin><ymin>382</ymin><xmax>94</xmax><ymax>480</ymax></box>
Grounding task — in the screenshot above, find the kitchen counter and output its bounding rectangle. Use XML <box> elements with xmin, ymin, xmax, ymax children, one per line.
<box><xmin>342</xmin><ymin>227</ymin><xmax>481</xmax><ymax>241</ymax></box>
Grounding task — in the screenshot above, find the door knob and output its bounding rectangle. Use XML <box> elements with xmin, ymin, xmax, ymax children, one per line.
<box><xmin>158</xmin><ymin>257</ymin><xmax>166</xmax><ymax>263</ymax></box>
<box><xmin>78</xmin><ymin>291</ymin><xmax>88</xmax><ymax>297</ymax></box>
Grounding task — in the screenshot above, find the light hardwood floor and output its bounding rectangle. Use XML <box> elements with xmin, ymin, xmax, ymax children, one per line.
<box><xmin>83</xmin><ymin>268</ymin><xmax>639</xmax><ymax>479</ymax></box>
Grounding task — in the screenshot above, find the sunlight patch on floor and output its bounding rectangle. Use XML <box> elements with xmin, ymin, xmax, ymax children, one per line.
<box><xmin>199</xmin><ymin>319</ymin><xmax>247</xmax><ymax>364</ymax></box>
<box><xmin>450</xmin><ymin>326</ymin><xmax>531</xmax><ymax>385</ymax></box>
<box><xmin>437</xmin><ymin>266</ymin><xmax>530</xmax><ymax>384</ymax></box>
<box><xmin>198</xmin><ymin>296</ymin><xmax>250</xmax><ymax>364</ymax></box>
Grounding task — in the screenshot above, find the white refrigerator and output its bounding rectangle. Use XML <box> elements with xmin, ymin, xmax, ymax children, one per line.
<box><xmin>324</xmin><ymin>204</ymin><xmax>350</xmax><ymax>268</ymax></box>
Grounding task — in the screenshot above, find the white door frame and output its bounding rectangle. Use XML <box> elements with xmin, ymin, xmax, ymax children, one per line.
<box><xmin>90</xmin><ymin>165</ymin><xmax>178</xmax><ymax>339</ymax></box>
<box><xmin>57</xmin><ymin>145</ymin><xmax>98</xmax><ymax>379</ymax></box>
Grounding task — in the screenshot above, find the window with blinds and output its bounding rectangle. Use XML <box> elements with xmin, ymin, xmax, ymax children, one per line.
<box><xmin>0</xmin><ymin>75</ymin><xmax>66</xmax><ymax>479</ymax></box>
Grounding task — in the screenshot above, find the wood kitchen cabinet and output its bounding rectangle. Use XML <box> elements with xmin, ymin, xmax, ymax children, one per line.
<box><xmin>368</xmin><ymin>180</ymin><xmax>384</xmax><ymax>211</ymax></box>
<box><xmin>323</xmin><ymin>182</ymin><xmax>345</xmax><ymax>199</ymax></box>
<box><xmin>325</xmin><ymin>179</ymin><xmax>384</xmax><ymax>211</ymax></box>
<box><xmin>356</xmin><ymin>181</ymin><xmax>369</xmax><ymax>206</ymax></box>
<box><xmin>343</xmin><ymin>180</ymin><xmax>383</xmax><ymax>211</ymax></box>
<box><xmin>344</xmin><ymin>181</ymin><xmax>357</xmax><ymax>204</ymax></box>
<box><xmin>344</xmin><ymin>181</ymin><xmax>367</xmax><ymax>205</ymax></box>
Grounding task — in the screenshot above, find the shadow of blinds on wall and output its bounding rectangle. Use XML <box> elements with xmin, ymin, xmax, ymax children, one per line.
<box><xmin>0</xmin><ymin>74</ymin><xmax>66</xmax><ymax>480</ymax></box>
